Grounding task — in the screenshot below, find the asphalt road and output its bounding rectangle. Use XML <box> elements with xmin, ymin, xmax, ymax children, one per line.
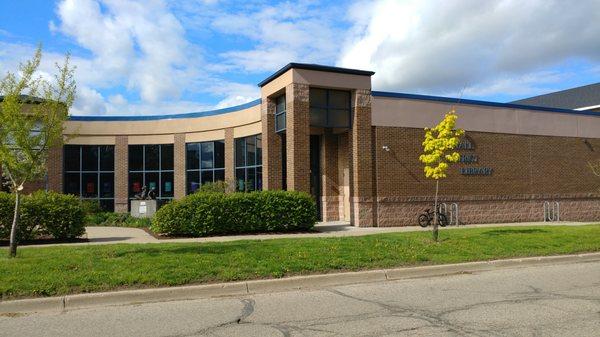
<box><xmin>2</xmin><ymin>260</ymin><xmax>599</xmax><ymax>337</ymax></box>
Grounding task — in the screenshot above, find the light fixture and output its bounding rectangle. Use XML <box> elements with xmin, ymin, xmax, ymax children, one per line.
<box><xmin>382</xmin><ymin>145</ymin><xmax>390</xmax><ymax>152</ymax></box>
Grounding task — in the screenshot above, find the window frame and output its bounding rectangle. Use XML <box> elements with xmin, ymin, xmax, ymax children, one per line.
<box><xmin>234</xmin><ymin>134</ymin><xmax>263</xmax><ymax>192</ymax></box>
<box><xmin>63</xmin><ymin>145</ymin><xmax>115</xmax><ymax>211</ymax></box>
<box><xmin>309</xmin><ymin>88</ymin><xmax>352</xmax><ymax>128</ymax></box>
<box><xmin>185</xmin><ymin>140</ymin><xmax>226</xmax><ymax>194</ymax></box>
<box><xmin>128</xmin><ymin>144</ymin><xmax>174</xmax><ymax>205</ymax></box>
<box><xmin>274</xmin><ymin>94</ymin><xmax>286</xmax><ymax>133</ymax></box>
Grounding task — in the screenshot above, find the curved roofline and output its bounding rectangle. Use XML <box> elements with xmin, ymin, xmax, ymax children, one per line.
<box><xmin>68</xmin><ymin>98</ymin><xmax>261</xmax><ymax>121</ymax></box>
<box><xmin>372</xmin><ymin>91</ymin><xmax>600</xmax><ymax>117</ymax></box>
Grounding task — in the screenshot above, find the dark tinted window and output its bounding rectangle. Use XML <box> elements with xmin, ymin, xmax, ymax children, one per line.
<box><xmin>309</xmin><ymin>88</ymin><xmax>351</xmax><ymax>128</ymax></box>
<box><xmin>234</xmin><ymin>134</ymin><xmax>263</xmax><ymax>192</ymax></box>
<box><xmin>63</xmin><ymin>145</ymin><xmax>114</xmax><ymax>211</ymax></box>
<box><xmin>129</xmin><ymin>145</ymin><xmax>144</xmax><ymax>171</ymax></box>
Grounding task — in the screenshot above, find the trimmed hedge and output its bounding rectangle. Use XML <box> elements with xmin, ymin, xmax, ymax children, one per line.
<box><xmin>0</xmin><ymin>191</ymin><xmax>85</xmax><ymax>241</ymax></box>
<box><xmin>151</xmin><ymin>190</ymin><xmax>318</xmax><ymax>237</ymax></box>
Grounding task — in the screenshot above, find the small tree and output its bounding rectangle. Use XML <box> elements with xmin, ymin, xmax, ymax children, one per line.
<box><xmin>0</xmin><ymin>46</ymin><xmax>76</xmax><ymax>257</ymax></box>
<box><xmin>419</xmin><ymin>110</ymin><xmax>464</xmax><ymax>241</ymax></box>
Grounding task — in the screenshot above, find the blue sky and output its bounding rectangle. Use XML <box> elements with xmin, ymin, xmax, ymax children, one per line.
<box><xmin>0</xmin><ymin>0</ymin><xmax>599</xmax><ymax>116</ymax></box>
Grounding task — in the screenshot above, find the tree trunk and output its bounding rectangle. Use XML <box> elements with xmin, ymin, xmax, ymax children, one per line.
<box><xmin>432</xmin><ymin>180</ymin><xmax>439</xmax><ymax>242</ymax></box>
<box><xmin>9</xmin><ymin>191</ymin><xmax>20</xmax><ymax>258</ymax></box>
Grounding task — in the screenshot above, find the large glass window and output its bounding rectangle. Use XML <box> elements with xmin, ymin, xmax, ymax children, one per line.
<box><xmin>186</xmin><ymin>140</ymin><xmax>225</xmax><ymax>194</ymax></box>
<box><xmin>63</xmin><ymin>145</ymin><xmax>115</xmax><ymax>211</ymax></box>
<box><xmin>235</xmin><ymin>134</ymin><xmax>262</xmax><ymax>192</ymax></box>
<box><xmin>275</xmin><ymin>94</ymin><xmax>286</xmax><ymax>132</ymax></box>
<box><xmin>309</xmin><ymin>88</ymin><xmax>351</xmax><ymax>128</ymax></box>
<box><xmin>128</xmin><ymin>144</ymin><xmax>174</xmax><ymax>206</ymax></box>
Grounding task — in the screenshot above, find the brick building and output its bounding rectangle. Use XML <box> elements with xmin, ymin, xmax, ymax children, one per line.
<box><xmin>5</xmin><ymin>63</ymin><xmax>600</xmax><ymax>226</ymax></box>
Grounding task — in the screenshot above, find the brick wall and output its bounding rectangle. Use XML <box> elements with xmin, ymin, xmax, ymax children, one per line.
<box><xmin>114</xmin><ymin>136</ymin><xmax>129</xmax><ymax>213</ymax></box>
<box><xmin>320</xmin><ymin>130</ymin><xmax>340</xmax><ymax>221</ymax></box>
<box><xmin>351</xmin><ymin>89</ymin><xmax>375</xmax><ymax>226</ymax></box>
<box><xmin>261</xmin><ymin>97</ymin><xmax>282</xmax><ymax>190</ymax></box>
<box><xmin>174</xmin><ymin>133</ymin><xmax>186</xmax><ymax>199</ymax></box>
<box><xmin>46</xmin><ymin>145</ymin><xmax>63</xmax><ymax>193</ymax></box>
<box><xmin>224</xmin><ymin>127</ymin><xmax>236</xmax><ymax>185</ymax></box>
<box><xmin>285</xmin><ymin>83</ymin><xmax>310</xmax><ymax>193</ymax></box>
<box><xmin>374</xmin><ymin>126</ymin><xmax>600</xmax><ymax>226</ymax></box>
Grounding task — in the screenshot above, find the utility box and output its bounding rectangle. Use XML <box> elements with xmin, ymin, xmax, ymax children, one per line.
<box><xmin>130</xmin><ymin>200</ymin><xmax>157</xmax><ymax>218</ymax></box>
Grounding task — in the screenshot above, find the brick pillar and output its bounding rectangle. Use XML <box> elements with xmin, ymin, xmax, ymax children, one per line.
<box><xmin>261</xmin><ymin>97</ymin><xmax>282</xmax><ymax>190</ymax></box>
<box><xmin>174</xmin><ymin>133</ymin><xmax>186</xmax><ymax>199</ymax></box>
<box><xmin>321</xmin><ymin>131</ymin><xmax>340</xmax><ymax>221</ymax></box>
<box><xmin>350</xmin><ymin>89</ymin><xmax>375</xmax><ymax>227</ymax></box>
<box><xmin>114</xmin><ymin>136</ymin><xmax>129</xmax><ymax>213</ymax></box>
<box><xmin>286</xmin><ymin>83</ymin><xmax>310</xmax><ymax>193</ymax></box>
<box><xmin>46</xmin><ymin>145</ymin><xmax>63</xmax><ymax>192</ymax></box>
<box><xmin>224</xmin><ymin>127</ymin><xmax>236</xmax><ymax>185</ymax></box>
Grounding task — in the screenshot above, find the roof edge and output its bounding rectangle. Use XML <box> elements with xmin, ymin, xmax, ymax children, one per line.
<box><xmin>68</xmin><ymin>98</ymin><xmax>261</xmax><ymax>122</ymax></box>
<box><xmin>258</xmin><ymin>63</ymin><xmax>375</xmax><ymax>87</ymax></box>
<box><xmin>371</xmin><ymin>91</ymin><xmax>600</xmax><ymax>117</ymax></box>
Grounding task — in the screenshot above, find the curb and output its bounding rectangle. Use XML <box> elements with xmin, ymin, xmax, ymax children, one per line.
<box><xmin>2</xmin><ymin>252</ymin><xmax>599</xmax><ymax>314</ymax></box>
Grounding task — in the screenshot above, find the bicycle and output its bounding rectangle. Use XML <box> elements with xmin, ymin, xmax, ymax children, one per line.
<box><xmin>418</xmin><ymin>208</ymin><xmax>449</xmax><ymax>228</ymax></box>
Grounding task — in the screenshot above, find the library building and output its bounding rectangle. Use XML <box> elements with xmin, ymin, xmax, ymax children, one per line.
<box><xmin>5</xmin><ymin>63</ymin><xmax>600</xmax><ymax>226</ymax></box>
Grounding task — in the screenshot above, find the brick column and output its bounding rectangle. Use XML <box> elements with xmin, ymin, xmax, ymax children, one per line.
<box><xmin>261</xmin><ymin>97</ymin><xmax>282</xmax><ymax>190</ymax></box>
<box><xmin>350</xmin><ymin>89</ymin><xmax>375</xmax><ymax>227</ymax></box>
<box><xmin>114</xmin><ymin>136</ymin><xmax>129</xmax><ymax>213</ymax></box>
<box><xmin>321</xmin><ymin>131</ymin><xmax>340</xmax><ymax>221</ymax></box>
<box><xmin>46</xmin><ymin>145</ymin><xmax>63</xmax><ymax>192</ymax></box>
<box><xmin>286</xmin><ymin>83</ymin><xmax>310</xmax><ymax>193</ymax></box>
<box><xmin>174</xmin><ymin>133</ymin><xmax>186</xmax><ymax>199</ymax></box>
<box><xmin>224</xmin><ymin>127</ymin><xmax>236</xmax><ymax>185</ymax></box>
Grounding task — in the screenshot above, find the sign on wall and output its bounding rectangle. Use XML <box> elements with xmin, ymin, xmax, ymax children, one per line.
<box><xmin>458</xmin><ymin>136</ymin><xmax>493</xmax><ymax>176</ymax></box>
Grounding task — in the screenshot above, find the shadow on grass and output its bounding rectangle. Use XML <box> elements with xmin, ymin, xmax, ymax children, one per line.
<box><xmin>481</xmin><ymin>228</ymin><xmax>548</xmax><ymax>237</ymax></box>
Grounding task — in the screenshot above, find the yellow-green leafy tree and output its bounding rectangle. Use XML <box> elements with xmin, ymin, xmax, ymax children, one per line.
<box><xmin>419</xmin><ymin>110</ymin><xmax>464</xmax><ymax>241</ymax></box>
<box><xmin>0</xmin><ymin>46</ymin><xmax>75</xmax><ymax>257</ymax></box>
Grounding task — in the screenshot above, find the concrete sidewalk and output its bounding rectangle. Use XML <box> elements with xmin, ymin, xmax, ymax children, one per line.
<box><xmin>19</xmin><ymin>220</ymin><xmax>597</xmax><ymax>248</ymax></box>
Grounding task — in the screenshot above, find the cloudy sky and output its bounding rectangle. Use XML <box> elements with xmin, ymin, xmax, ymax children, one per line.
<box><xmin>0</xmin><ymin>0</ymin><xmax>598</xmax><ymax>116</ymax></box>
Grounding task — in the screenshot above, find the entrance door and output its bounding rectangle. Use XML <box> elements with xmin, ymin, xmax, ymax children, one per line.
<box><xmin>310</xmin><ymin>135</ymin><xmax>322</xmax><ymax>220</ymax></box>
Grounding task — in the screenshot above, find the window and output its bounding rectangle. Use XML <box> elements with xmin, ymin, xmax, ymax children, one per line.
<box><xmin>309</xmin><ymin>88</ymin><xmax>351</xmax><ymax>128</ymax></box>
<box><xmin>235</xmin><ymin>134</ymin><xmax>262</xmax><ymax>192</ymax></box>
<box><xmin>128</xmin><ymin>144</ymin><xmax>174</xmax><ymax>206</ymax></box>
<box><xmin>275</xmin><ymin>95</ymin><xmax>286</xmax><ymax>132</ymax></box>
<box><xmin>63</xmin><ymin>145</ymin><xmax>115</xmax><ymax>211</ymax></box>
<box><xmin>186</xmin><ymin>140</ymin><xmax>225</xmax><ymax>194</ymax></box>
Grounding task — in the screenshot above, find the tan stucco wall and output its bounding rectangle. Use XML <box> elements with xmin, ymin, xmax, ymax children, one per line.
<box><xmin>372</xmin><ymin>96</ymin><xmax>600</xmax><ymax>139</ymax></box>
<box><xmin>260</xmin><ymin>69</ymin><xmax>372</xmax><ymax>99</ymax></box>
<box><xmin>64</xmin><ymin>104</ymin><xmax>261</xmax><ymax>145</ymax></box>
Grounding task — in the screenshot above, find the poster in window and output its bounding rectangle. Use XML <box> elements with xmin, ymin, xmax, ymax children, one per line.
<box><xmin>133</xmin><ymin>182</ymin><xmax>141</xmax><ymax>193</ymax></box>
<box><xmin>149</xmin><ymin>182</ymin><xmax>157</xmax><ymax>190</ymax></box>
<box><xmin>86</xmin><ymin>182</ymin><xmax>95</xmax><ymax>193</ymax></box>
<box><xmin>165</xmin><ymin>181</ymin><xmax>172</xmax><ymax>192</ymax></box>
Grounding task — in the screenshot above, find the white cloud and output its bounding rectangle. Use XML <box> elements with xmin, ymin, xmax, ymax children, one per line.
<box><xmin>53</xmin><ymin>0</ymin><xmax>197</xmax><ymax>103</ymax></box>
<box><xmin>211</xmin><ymin>1</ymin><xmax>347</xmax><ymax>73</ymax></box>
<box><xmin>338</xmin><ymin>0</ymin><xmax>600</xmax><ymax>98</ymax></box>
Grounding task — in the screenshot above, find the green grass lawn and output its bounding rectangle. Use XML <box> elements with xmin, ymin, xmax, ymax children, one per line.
<box><xmin>1</xmin><ymin>225</ymin><xmax>599</xmax><ymax>300</ymax></box>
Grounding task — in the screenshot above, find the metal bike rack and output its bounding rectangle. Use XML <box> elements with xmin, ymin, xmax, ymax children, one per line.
<box><xmin>438</xmin><ymin>203</ymin><xmax>460</xmax><ymax>225</ymax></box>
<box><xmin>543</xmin><ymin>201</ymin><xmax>560</xmax><ymax>222</ymax></box>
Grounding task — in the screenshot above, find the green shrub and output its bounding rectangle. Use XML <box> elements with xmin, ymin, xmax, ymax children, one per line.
<box><xmin>194</xmin><ymin>180</ymin><xmax>234</xmax><ymax>194</ymax></box>
<box><xmin>151</xmin><ymin>190</ymin><xmax>317</xmax><ymax>237</ymax></box>
<box><xmin>85</xmin><ymin>212</ymin><xmax>151</xmax><ymax>228</ymax></box>
<box><xmin>26</xmin><ymin>191</ymin><xmax>86</xmax><ymax>239</ymax></box>
<box><xmin>0</xmin><ymin>192</ymin><xmax>39</xmax><ymax>240</ymax></box>
<box><xmin>80</xmin><ymin>199</ymin><xmax>103</xmax><ymax>215</ymax></box>
<box><xmin>0</xmin><ymin>191</ymin><xmax>85</xmax><ymax>241</ymax></box>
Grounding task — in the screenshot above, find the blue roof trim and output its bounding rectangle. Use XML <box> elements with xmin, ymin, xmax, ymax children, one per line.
<box><xmin>69</xmin><ymin>99</ymin><xmax>261</xmax><ymax>121</ymax></box>
<box><xmin>371</xmin><ymin>91</ymin><xmax>600</xmax><ymax>116</ymax></box>
<box><xmin>258</xmin><ymin>63</ymin><xmax>375</xmax><ymax>87</ymax></box>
